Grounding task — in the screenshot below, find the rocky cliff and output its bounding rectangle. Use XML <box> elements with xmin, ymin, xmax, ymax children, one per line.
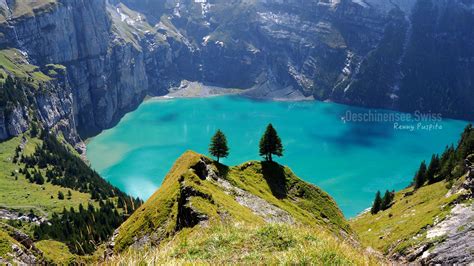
<box><xmin>0</xmin><ymin>48</ymin><xmax>80</xmax><ymax>146</ymax></box>
<box><xmin>1</xmin><ymin>0</ymin><xmax>473</xmax><ymax>142</ymax></box>
<box><xmin>0</xmin><ymin>0</ymin><xmax>150</xmax><ymax>137</ymax></box>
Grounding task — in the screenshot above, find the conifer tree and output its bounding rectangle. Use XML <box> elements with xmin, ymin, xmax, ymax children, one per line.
<box><xmin>259</xmin><ymin>124</ymin><xmax>284</xmax><ymax>162</ymax></box>
<box><xmin>209</xmin><ymin>130</ymin><xmax>229</xmax><ymax>163</ymax></box>
<box><xmin>426</xmin><ymin>154</ymin><xmax>440</xmax><ymax>184</ymax></box>
<box><xmin>371</xmin><ymin>191</ymin><xmax>382</xmax><ymax>215</ymax></box>
<box><xmin>414</xmin><ymin>161</ymin><xmax>427</xmax><ymax>189</ymax></box>
<box><xmin>34</xmin><ymin>172</ymin><xmax>44</xmax><ymax>185</ymax></box>
<box><xmin>381</xmin><ymin>190</ymin><xmax>394</xmax><ymax>211</ymax></box>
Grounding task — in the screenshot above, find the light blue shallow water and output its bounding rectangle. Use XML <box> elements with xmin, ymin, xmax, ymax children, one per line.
<box><xmin>86</xmin><ymin>96</ymin><xmax>469</xmax><ymax>217</ymax></box>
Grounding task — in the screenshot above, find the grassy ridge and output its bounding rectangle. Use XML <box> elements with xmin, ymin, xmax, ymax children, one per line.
<box><xmin>115</xmin><ymin>151</ymin><xmax>265</xmax><ymax>251</ymax></box>
<box><xmin>225</xmin><ymin>161</ymin><xmax>349</xmax><ymax>232</ymax></box>
<box><xmin>350</xmin><ymin>179</ymin><xmax>462</xmax><ymax>255</ymax></box>
<box><xmin>112</xmin><ymin>151</ymin><xmax>374</xmax><ymax>264</ymax></box>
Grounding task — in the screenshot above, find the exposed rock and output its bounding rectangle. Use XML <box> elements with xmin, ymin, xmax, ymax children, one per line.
<box><xmin>9</xmin><ymin>244</ymin><xmax>38</xmax><ymax>265</ymax></box>
<box><xmin>2</xmin><ymin>0</ymin><xmax>150</xmax><ymax>137</ymax></box>
<box><xmin>6</xmin><ymin>105</ymin><xmax>28</xmax><ymax>137</ymax></box>
<box><xmin>0</xmin><ymin>110</ymin><xmax>8</xmax><ymax>139</ymax></box>
<box><xmin>421</xmin><ymin>203</ymin><xmax>474</xmax><ymax>264</ymax></box>
<box><xmin>0</xmin><ymin>208</ymin><xmax>48</xmax><ymax>225</ymax></box>
<box><xmin>213</xmin><ymin>168</ymin><xmax>295</xmax><ymax>224</ymax></box>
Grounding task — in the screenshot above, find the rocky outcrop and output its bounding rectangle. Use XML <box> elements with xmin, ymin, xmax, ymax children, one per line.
<box><xmin>175</xmin><ymin>185</ymin><xmax>211</xmax><ymax>230</ymax></box>
<box><xmin>420</xmin><ymin>203</ymin><xmax>474</xmax><ymax>264</ymax></box>
<box><xmin>5</xmin><ymin>105</ymin><xmax>28</xmax><ymax>136</ymax></box>
<box><xmin>0</xmin><ymin>105</ymin><xmax>29</xmax><ymax>140</ymax></box>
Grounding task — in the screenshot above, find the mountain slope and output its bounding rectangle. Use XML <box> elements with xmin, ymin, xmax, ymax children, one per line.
<box><xmin>351</xmin><ymin>125</ymin><xmax>474</xmax><ymax>264</ymax></box>
<box><xmin>111</xmin><ymin>151</ymin><xmax>377</xmax><ymax>264</ymax></box>
<box><xmin>0</xmin><ymin>127</ymin><xmax>142</xmax><ymax>263</ymax></box>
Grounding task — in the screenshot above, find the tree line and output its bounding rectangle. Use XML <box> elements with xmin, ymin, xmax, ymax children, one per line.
<box><xmin>371</xmin><ymin>124</ymin><xmax>474</xmax><ymax>215</ymax></box>
<box><xmin>20</xmin><ymin>129</ymin><xmax>141</xmax><ymax>209</ymax></box>
<box><xmin>209</xmin><ymin>123</ymin><xmax>284</xmax><ymax>163</ymax></box>
<box><xmin>14</xmin><ymin>128</ymin><xmax>143</xmax><ymax>254</ymax></box>
<box><xmin>412</xmin><ymin>124</ymin><xmax>474</xmax><ymax>189</ymax></box>
<box><xmin>34</xmin><ymin>201</ymin><xmax>123</xmax><ymax>255</ymax></box>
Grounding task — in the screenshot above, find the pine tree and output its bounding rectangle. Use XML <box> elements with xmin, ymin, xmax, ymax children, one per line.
<box><xmin>30</xmin><ymin>122</ymin><xmax>38</xmax><ymax>137</ymax></box>
<box><xmin>209</xmin><ymin>130</ymin><xmax>229</xmax><ymax>163</ymax></box>
<box><xmin>259</xmin><ymin>124</ymin><xmax>284</xmax><ymax>162</ymax></box>
<box><xmin>414</xmin><ymin>161</ymin><xmax>427</xmax><ymax>189</ymax></box>
<box><xmin>426</xmin><ymin>154</ymin><xmax>440</xmax><ymax>184</ymax></box>
<box><xmin>439</xmin><ymin>145</ymin><xmax>456</xmax><ymax>180</ymax></box>
<box><xmin>34</xmin><ymin>172</ymin><xmax>44</xmax><ymax>185</ymax></box>
<box><xmin>371</xmin><ymin>191</ymin><xmax>382</xmax><ymax>215</ymax></box>
<box><xmin>381</xmin><ymin>190</ymin><xmax>394</xmax><ymax>211</ymax></box>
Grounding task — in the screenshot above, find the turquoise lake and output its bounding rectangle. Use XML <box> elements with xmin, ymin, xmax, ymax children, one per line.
<box><xmin>86</xmin><ymin>96</ymin><xmax>469</xmax><ymax>217</ymax></box>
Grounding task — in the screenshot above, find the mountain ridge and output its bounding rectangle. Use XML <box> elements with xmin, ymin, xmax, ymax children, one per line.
<box><xmin>113</xmin><ymin>150</ymin><xmax>350</xmax><ymax>252</ymax></box>
<box><xmin>107</xmin><ymin>150</ymin><xmax>380</xmax><ymax>264</ymax></box>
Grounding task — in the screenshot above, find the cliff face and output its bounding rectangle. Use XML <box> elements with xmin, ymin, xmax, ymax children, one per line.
<box><xmin>0</xmin><ymin>0</ymin><xmax>472</xmax><ymax>142</ymax></box>
<box><xmin>117</xmin><ymin>0</ymin><xmax>474</xmax><ymax>119</ymax></box>
<box><xmin>0</xmin><ymin>47</ymin><xmax>80</xmax><ymax>144</ymax></box>
<box><xmin>0</xmin><ymin>0</ymin><xmax>150</xmax><ymax>137</ymax></box>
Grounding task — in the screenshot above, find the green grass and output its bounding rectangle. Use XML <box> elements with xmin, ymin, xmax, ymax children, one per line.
<box><xmin>108</xmin><ymin>223</ymin><xmax>379</xmax><ymax>265</ymax></box>
<box><xmin>35</xmin><ymin>240</ymin><xmax>75</xmax><ymax>264</ymax></box>
<box><xmin>0</xmin><ymin>135</ymin><xmax>94</xmax><ymax>218</ymax></box>
<box><xmin>224</xmin><ymin>161</ymin><xmax>349</xmax><ymax>233</ymax></box>
<box><xmin>0</xmin><ymin>49</ymin><xmax>52</xmax><ymax>87</ymax></box>
<box><xmin>350</xmin><ymin>181</ymin><xmax>460</xmax><ymax>255</ymax></box>
<box><xmin>0</xmin><ymin>228</ymin><xmax>19</xmax><ymax>260</ymax></box>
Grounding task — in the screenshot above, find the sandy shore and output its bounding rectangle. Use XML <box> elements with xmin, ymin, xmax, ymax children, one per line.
<box><xmin>158</xmin><ymin>80</ymin><xmax>243</xmax><ymax>99</ymax></box>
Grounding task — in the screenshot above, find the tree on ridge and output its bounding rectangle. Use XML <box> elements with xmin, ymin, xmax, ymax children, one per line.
<box><xmin>209</xmin><ymin>129</ymin><xmax>229</xmax><ymax>163</ymax></box>
<box><xmin>259</xmin><ymin>123</ymin><xmax>284</xmax><ymax>162</ymax></box>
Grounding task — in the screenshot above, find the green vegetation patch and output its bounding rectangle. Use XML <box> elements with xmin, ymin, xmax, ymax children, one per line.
<box><xmin>0</xmin><ymin>49</ymin><xmax>52</xmax><ymax>87</ymax></box>
<box><xmin>9</xmin><ymin>0</ymin><xmax>58</xmax><ymax>20</ymax></box>
<box><xmin>0</xmin><ymin>135</ymin><xmax>92</xmax><ymax>218</ymax></box>
<box><xmin>108</xmin><ymin>223</ymin><xmax>380</xmax><ymax>265</ymax></box>
<box><xmin>0</xmin><ymin>229</ymin><xmax>18</xmax><ymax>260</ymax></box>
<box><xmin>225</xmin><ymin>161</ymin><xmax>349</xmax><ymax>233</ymax></box>
<box><xmin>35</xmin><ymin>240</ymin><xmax>75</xmax><ymax>264</ymax></box>
<box><xmin>350</xmin><ymin>181</ymin><xmax>459</xmax><ymax>255</ymax></box>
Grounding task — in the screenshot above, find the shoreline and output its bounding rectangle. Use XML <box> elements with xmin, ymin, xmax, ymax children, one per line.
<box><xmin>151</xmin><ymin>80</ymin><xmax>317</xmax><ymax>102</ymax></box>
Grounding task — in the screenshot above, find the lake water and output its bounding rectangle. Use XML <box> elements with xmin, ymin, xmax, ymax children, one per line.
<box><xmin>87</xmin><ymin>96</ymin><xmax>469</xmax><ymax>217</ymax></box>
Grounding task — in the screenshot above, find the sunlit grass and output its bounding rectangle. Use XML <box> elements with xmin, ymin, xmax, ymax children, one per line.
<box><xmin>350</xmin><ymin>181</ymin><xmax>461</xmax><ymax>255</ymax></box>
<box><xmin>105</xmin><ymin>223</ymin><xmax>381</xmax><ymax>265</ymax></box>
